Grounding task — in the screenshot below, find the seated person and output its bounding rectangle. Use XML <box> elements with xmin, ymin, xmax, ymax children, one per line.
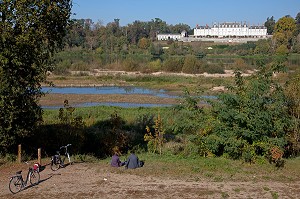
<box><xmin>125</xmin><ymin>150</ymin><xmax>143</xmax><ymax>169</ymax></box>
<box><xmin>111</xmin><ymin>152</ymin><xmax>124</xmax><ymax>167</ymax></box>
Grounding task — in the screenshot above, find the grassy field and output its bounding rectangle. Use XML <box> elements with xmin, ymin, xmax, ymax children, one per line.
<box><xmin>126</xmin><ymin>153</ymin><xmax>300</xmax><ymax>183</ymax></box>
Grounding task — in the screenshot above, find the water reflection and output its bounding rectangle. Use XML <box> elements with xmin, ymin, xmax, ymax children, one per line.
<box><xmin>41</xmin><ymin>86</ymin><xmax>216</xmax><ymax>109</ymax></box>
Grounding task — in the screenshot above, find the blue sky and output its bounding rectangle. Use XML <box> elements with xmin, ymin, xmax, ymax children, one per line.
<box><xmin>71</xmin><ymin>0</ymin><xmax>300</xmax><ymax>28</ymax></box>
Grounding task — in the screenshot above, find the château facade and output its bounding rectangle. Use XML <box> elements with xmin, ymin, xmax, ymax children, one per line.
<box><xmin>157</xmin><ymin>22</ymin><xmax>269</xmax><ymax>43</ymax></box>
<box><xmin>194</xmin><ymin>22</ymin><xmax>267</xmax><ymax>38</ymax></box>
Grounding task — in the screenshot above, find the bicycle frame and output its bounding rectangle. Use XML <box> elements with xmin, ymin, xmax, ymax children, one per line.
<box><xmin>60</xmin><ymin>144</ymin><xmax>72</xmax><ymax>164</ymax></box>
<box><xmin>13</xmin><ymin>168</ymin><xmax>33</xmax><ymax>187</ymax></box>
<box><xmin>9</xmin><ymin>166</ymin><xmax>39</xmax><ymax>194</ymax></box>
<box><xmin>51</xmin><ymin>144</ymin><xmax>72</xmax><ymax>171</ymax></box>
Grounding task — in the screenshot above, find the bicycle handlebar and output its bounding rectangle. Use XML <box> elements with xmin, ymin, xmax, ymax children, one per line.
<box><xmin>60</xmin><ymin>144</ymin><xmax>72</xmax><ymax>149</ymax></box>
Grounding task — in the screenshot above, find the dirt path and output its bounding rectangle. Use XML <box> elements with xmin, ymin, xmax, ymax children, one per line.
<box><xmin>1</xmin><ymin>162</ymin><xmax>299</xmax><ymax>199</ymax></box>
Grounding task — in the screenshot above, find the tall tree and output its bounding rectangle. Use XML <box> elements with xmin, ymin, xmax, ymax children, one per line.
<box><xmin>285</xmin><ymin>73</ymin><xmax>300</xmax><ymax>156</ymax></box>
<box><xmin>264</xmin><ymin>16</ymin><xmax>276</xmax><ymax>35</ymax></box>
<box><xmin>66</xmin><ymin>19</ymin><xmax>86</xmax><ymax>48</ymax></box>
<box><xmin>295</xmin><ymin>12</ymin><xmax>300</xmax><ymax>36</ymax></box>
<box><xmin>169</xmin><ymin>23</ymin><xmax>191</xmax><ymax>34</ymax></box>
<box><xmin>273</xmin><ymin>16</ymin><xmax>296</xmax><ymax>50</ymax></box>
<box><xmin>0</xmin><ymin>0</ymin><xmax>72</xmax><ymax>151</ymax></box>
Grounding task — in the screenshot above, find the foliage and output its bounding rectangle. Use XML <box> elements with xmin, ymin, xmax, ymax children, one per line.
<box><xmin>0</xmin><ymin>0</ymin><xmax>72</xmax><ymax>152</ymax></box>
<box><xmin>144</xmin><ymin>113</ymin><xmax>165</xmax><ymax>155</ymax></box>
<box><xmin>205</xmin><ymin>63</ymin><xmax>225</xmax><ymax>74</ymax></box>
<box><xmin>264</xmin><ymin>16</ymin><xmax>276</xmax><ymax>35</ymax></box>
<box><xmin>206</xmin><ymin>63</ymin><xmax>292</xmax><ymax>159</ymax></box>
<box><xmin>95</xmin><ymin>112</ymin><xmax>129</xmax><ymax>156</ymax></box>
<box><xmin>182</xmin><ymin>55</ymin><xmax>199</xmax><ymax>74</ymax></box>
<box><xmin>254</xmin><ymin>39</ymin><xmax>271</xmax><ymax>54</ymax></box>
<box><xmin>162</xmin><ymin>57</ymin><xmax>184</xmax><ymax>72</ymax></box>
<box><xmin>268</xmin><ymin>146</ymin><xmax>285</xmax><ymax>168</ymax></box>
<box><xmin>273</xmin><ymin>16</ymin><xmax>296</xmax><ymax>50</ymax></box>
<box><xmin>169</xmin><ymin>89</ymin><xmax>205</xmax><ymax>135</ymax></box>
<box><xmin>58</xmin><ymin>100</ymin><xmax>84</xmax><ymax>127</ymax></box>
<box><xmin>138</xmin><ymin>37</ymin><xmax>150</xmax><ymax>49</ymax></box>
<box><xmin>284</xmin><ymin>73</ymin><xmax>300</xmax><ymax>157</ymax></box>
<box><xmin>122</xmin><ymin>58</ymin><xmax>140</xmax><ymax>71</ymax></box>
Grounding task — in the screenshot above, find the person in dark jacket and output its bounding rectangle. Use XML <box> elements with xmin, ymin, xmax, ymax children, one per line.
<box><xmin>125</xmin><ymin>151</ymin><xmax>140</xmax><ymax>169</ymax></box>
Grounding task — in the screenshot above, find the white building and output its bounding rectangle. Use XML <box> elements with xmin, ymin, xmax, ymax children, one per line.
<box><xmin>157</xmin><ymin>30</ymin><xmax>187</xmax><ymax>41</ymax></box>
<box><xmin>194</xmin><ymin>22</ymin><xmax>267</xmax><ymax>38</ymax></box>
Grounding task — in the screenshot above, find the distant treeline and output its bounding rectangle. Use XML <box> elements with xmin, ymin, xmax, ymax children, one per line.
<box><xmin>52</xmin><ymin>14</ymin><xmax>300</xmax><ymax>74</ymax></box>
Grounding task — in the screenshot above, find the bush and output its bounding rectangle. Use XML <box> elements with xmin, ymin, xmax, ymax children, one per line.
<box><xmin>147</xmin><ymin>59</ymin><xmax>162</xmax><ymax>72</ymax></box>
<box><xmin>162</xmin><ymin>57</ymin><xmax>183</xmax><ymax>72</ymax></box>
<box><xmin>182</xmin><ymin>55</ymin><xmax>197</xmax><ymax>74</ymax></box>
<box><xmin>122</xmin><ymin>58</ymin><xmax>140</xmax><ymax>71</ymax></box>
<box><xmin>202</xmin><ymin>63</ymin><xmax>225</xmax><ymax>74</ymax></box>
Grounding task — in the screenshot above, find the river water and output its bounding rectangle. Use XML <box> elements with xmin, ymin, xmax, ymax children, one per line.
<box><xmin>41</xmin><ymin>86</ymin><xmax>177</xmax><ymax>109</ymax></box>
<box><xmin>41</xmin><ymin>86</ymin><xmax>216</xmax><ymax>109</ymax></box>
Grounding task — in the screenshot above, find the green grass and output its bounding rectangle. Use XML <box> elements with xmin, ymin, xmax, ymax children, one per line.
<box><xmin>95</xmin><ymin>153</ymin><xmax>300</xmax><ymax>183</ymax></box>
<box><xmin>42</xmin><ymin>105</ymin><xmax>174</xmax><ymax>124</ymax></box>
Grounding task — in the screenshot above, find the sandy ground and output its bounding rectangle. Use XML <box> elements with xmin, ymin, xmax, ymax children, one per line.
<box><xmin>1</xmin><ymin>162</ymin><xmax>299</xmax><ymax>199</ymax></box>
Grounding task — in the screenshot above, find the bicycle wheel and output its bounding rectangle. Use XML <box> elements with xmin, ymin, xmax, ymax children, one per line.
<box><xmin>51</xmin><ymin>159</ymin><xmax>61</xmax><ymax>171</ymax></box>
<box><xmin>30</xmin><ymin>170</ymin><xmax>40</xmax><ymax>185</ymax></box>
<box><xmin>9</xmin><ymin>176</ymin><xmax>23</xmax><ymax>194</ymax></box>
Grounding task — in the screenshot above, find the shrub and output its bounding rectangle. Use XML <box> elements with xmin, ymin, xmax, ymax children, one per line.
<box><xmin>147</xmin><ymin>59</ymin><xmax>162</xmax><ymax>72</ymax></box>
<box><xmin>202</xmin><ymin>63</ymin><xmax>225</xmax><ymax>74</ymax></box>
<box><xmin>162</xmin><ymin>57</ymin><xmax>183</xmax><ymax>72</ymax></box>
<box><xmin>122</xmin><ymin>58</ymin><xmax>140</xmax><ymax>71</ymax></box>
<box><xmin>182</xmin><ymin>55</ymin><xmax>197</xmax><ymax>74</ymax></box>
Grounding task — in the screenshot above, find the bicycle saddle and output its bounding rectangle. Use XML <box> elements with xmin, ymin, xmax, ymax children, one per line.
<box><xmin>16</xmin><ymin>170</ymin><xmax>22</xmax><ymax>174</ymax></box>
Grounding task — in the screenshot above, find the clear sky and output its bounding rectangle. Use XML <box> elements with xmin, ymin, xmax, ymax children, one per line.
<box><xmin>71</xmin><ymin>0</ymin><xmax>300</xmax><ymax>28</ymax></box>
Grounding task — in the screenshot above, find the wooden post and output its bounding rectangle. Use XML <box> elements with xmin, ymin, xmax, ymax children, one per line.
<box><xmin>38</xmin><ymin>148</ymin><xmax>41</xmax><ymax>165</ymax></box>
<box><xmin>17</xmin><ymin>144</ymin><xmax>21</xmax><ymax>163</ymax></box>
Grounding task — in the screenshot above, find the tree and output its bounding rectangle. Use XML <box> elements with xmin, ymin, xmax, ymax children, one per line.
<box><xmin>144</xmin><ymin>113</ymin><xmax>165</xmax><ymax>155</ymax></box>
<box><xmin>0</xmin><ymin>0</ymin><xmax>72</xmax><ymax>151</ymax></box>
<box><xmin>65</xmin><ymin>19</ymin><xmax>86</xmax><ymax>48</ymax></box>
<box><xmin>169</xmin><ymin>23</ymin><xmax>191</xmax><ymax>34</ymax></box>
<box><xmin>127</xmin><ymin>20</ymin><xmax>148</xmax><ymax>44</ymax></box>
<box><xmin>295</xmin><ymin>12</ymin><xmax>300</xmax><ymax>37</ymax></box>
<box><xmin>138</xmin><ymin>37</ymin><xmax>150</xmax><ymax>49</ymax></box>
<box><xmin>264</xmin><ymin>16</ymin><xmax>276</xmax><ymax>35</ymax></box>
<box><xmin>206</xmin><ymin>61</ymin><xmax>291</xmax><ymax>159</ymax></box>
<box><xmin>285</xmin><ymin>73</ymin><xmax>300</xmax><ymax>157</ymax></box>
<box><xmin>273</xmin><ymin>16</ymin><xmax>296</xmax><ymax>50</ymax></box>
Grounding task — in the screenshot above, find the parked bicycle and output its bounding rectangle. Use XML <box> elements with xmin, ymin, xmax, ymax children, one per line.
<box><xmin>51</xmin><ymin>144</ymin><xmax>72</xmax><ymax>171</ymax></box>
<box><xmin>9</xmin><ymin>162</ymin><xmax>40</xmax><ymax>194</ymax></box>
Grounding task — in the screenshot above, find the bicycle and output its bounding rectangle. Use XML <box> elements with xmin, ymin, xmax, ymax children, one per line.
<box><xmin>51</xmin><ymin>144</ymin><xmax>72</xmax><ymax>171</ymax></box>
<box><xmin>9</xmin><ymin>162</ymin><xmax>40</xmax><ymax>194</ymax></box>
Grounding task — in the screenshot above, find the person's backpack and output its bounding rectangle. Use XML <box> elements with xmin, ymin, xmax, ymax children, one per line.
<box><xmin>52</xmin><ymin>154</ymin><xmax>60</xmax><ymax>164</ymax></box>
<box><xmin>139</xmin><ymin>160</ymin><xmax>144</xmax><ymax>167</ymax></box>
